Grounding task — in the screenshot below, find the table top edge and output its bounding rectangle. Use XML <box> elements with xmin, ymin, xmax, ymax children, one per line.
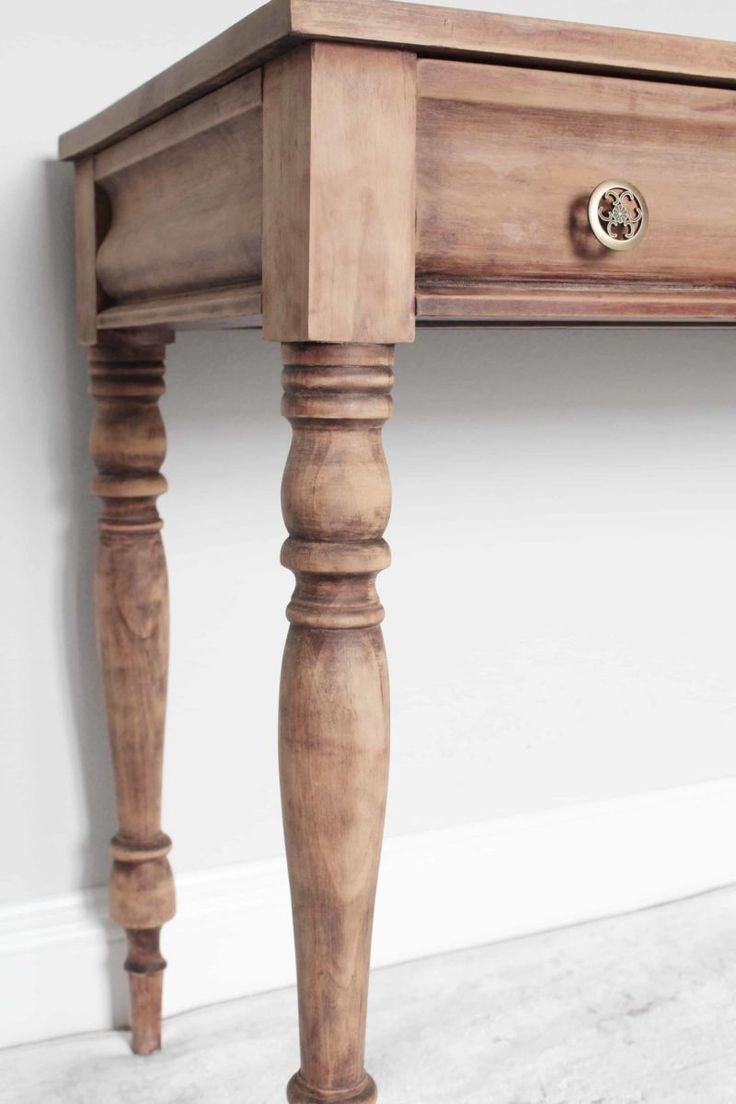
<box><xmin>59</xmin><ymin>0</ymin><xmax>736</xmax><ymax>161</ymax></box>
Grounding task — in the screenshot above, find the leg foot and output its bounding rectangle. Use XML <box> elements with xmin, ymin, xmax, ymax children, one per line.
<box><xmin>125</xmin><ymin>928</ymin><xmax>166</xmax><ymax>1055</ymax></box>
<box><xmin>287</xmin><ymin>1072</ymin><xmax>378</xmax><ymax>1104</ymax></box>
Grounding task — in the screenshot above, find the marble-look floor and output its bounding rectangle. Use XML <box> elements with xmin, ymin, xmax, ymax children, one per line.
<box><xmin>2</xmin><ymin>886</ymin><xmax>736</xmax><ymax>1103</ymax></box>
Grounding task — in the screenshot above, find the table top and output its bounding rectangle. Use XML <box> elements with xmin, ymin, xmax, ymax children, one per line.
<box><xmin>59</xmin><ymin>0</ymin><xmax>736</xmax><ymax>161</ymax></box>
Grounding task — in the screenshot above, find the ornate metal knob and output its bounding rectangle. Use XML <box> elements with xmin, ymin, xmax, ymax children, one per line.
<box><xmin>588</xmin><ymin>180</ymin><xmax>648</xmax><ymax>250</ymax></box>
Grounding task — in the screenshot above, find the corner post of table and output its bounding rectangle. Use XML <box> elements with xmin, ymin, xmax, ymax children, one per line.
<box><xmin>262</xmin><ymin>41</ymin><xmax>417</xmax><ymax>1104</ymax></box>
<box><xmin>74</xmin><ymin>158</ymin><xmax>176</xmax><ymax>1055</ymax></box>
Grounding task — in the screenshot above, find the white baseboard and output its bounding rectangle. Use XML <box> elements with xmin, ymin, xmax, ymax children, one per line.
<box><xmin>2</xmin><ymin>778</ymin><xmax>736</xmax><ymax>1050</ymax></box>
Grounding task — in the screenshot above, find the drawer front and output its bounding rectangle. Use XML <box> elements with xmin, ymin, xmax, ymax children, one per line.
<box><xmin>417</xmin><ymin>60</ymin><xmax>736</xmax><ymax>288</ymax></box>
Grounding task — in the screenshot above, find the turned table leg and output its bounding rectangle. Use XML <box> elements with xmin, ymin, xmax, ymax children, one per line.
<box><xmin>88</xmin><ymin>331</ymin><xmax>175</xmax><ymax>1055</ymax></box>
<box><xmin>278</xmin><ymin>343</ymin><xmax>393</xmax><ymax>1104</ymax></box>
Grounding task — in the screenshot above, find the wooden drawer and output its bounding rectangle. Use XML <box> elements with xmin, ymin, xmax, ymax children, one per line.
<box><xmin>76</xmin><ymin>32</ymin><xmax>736</xmax><ymax>333</ymax></box>
<box><xmin>417</xmin><ymin>59</ymin><xmax>736</xmax><ymax>302</ymax></box>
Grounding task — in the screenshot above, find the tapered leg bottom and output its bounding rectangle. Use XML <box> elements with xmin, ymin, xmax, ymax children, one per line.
<box><xmin>128</xmin><ymin>973</ymin><xmax>163</xmax><ymax>1055</ymax></box>
<box><xmin>125</xmin><ymin>927</ymin><xmax>166</xmax><ymax>1055</ymax></box>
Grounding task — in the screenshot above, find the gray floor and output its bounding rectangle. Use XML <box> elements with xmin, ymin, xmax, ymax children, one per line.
<box><xmin>3</xmin><ymin>887</ymin><xmax>736</xmax><ymax>1103</ymax></box>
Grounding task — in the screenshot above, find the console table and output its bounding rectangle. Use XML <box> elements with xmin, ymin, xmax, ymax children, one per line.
<box><xmin>59</xmin><ymin>2</ymin><xmax>736</xmax><ymax>1100</ymax></box>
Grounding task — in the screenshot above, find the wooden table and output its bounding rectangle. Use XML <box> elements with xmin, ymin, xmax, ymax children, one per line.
<box><xmin>59</xmin><ymin>2</ymin><xmax>736</xmax><ymax>1099</ymax></box>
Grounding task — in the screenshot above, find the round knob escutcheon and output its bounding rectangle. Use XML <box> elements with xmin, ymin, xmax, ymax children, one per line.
<box><xmin>588</xmin><ymin>181</ymin><xmax>648</xmax><ymax>250</ymax></box>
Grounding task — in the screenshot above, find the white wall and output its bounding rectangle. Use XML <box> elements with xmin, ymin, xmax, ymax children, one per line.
<box><xmin>2</xmin><ymin>0</ymin><xmax>736</xmax><ymax>1043</ymax></box>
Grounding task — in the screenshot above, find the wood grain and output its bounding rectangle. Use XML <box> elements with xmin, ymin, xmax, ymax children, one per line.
<box><xmin>59</xmin><ymin>0</ymin><xmax>736</xmax><ymax>161</ymax></box>
<box><xmin>96</xmin><ymin>284</ymin><xmax>262</xmax><ymax>331</ymax></box>
<box><xmin>64</xmin><ymin>9</ymin><xmax>736</xmax><ymax>336</ymax></box>
<box><xmin>94</xmin><ymin>72</ymin><xmax>262</xmax><ymax>306</ymax></box>
<box><xmin>263</xmin><ymin>42</ymin><xmax>415</xmax><ymax>344</ymax></box>
<box><xmin>74</xmin><ymin>159</ymin><xmax>100</xmax><ymax>345</ymax></box>
<box><xmin>279</xmin><ymin>343</ymin><xmax>394</xmax><ymax>1104</ymax></box>
<box><xmin>288</xmin><ymin>0</ymin><xmax>736</xmax><ymax>87</ymax></box>
<box><xmin>88</xmin><ymin>329</ymin><xmax>176</xmax><ymax>1056</ymax></box>
<box><xmin>261</xmin><ymin>45</ymin><xmax>311</xmax><ymax>343</ymax></box>
<box><xmin>416</xmin><ymin>283</ymin><xmax>736</xmax><ymax>323</ymax></box>
<box><xmin>417</xmin><ymin>60</ymin><xmax>736</xmax><ymax>290</ymax></box>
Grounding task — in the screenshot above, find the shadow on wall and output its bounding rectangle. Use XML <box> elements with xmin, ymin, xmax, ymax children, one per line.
<box><xmin>43</xmin><ymin>158</ymin><xmax>127</xmax><ymax>1026</ymax></box>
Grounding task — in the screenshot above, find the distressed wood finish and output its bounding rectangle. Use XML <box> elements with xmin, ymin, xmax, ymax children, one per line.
<box><xmin>58</xmin><ymin>0</ymin><xmax>736</xmax><ymax>161</ymax></box>
<box><xmin>74</xmin><ymin>159</ymin><xmax>101</xmax><ymax>345</ymax></box>
<box><xmin>96</xmin><ymin>285</ymin><xmax>262</xmax><ymax>332</ymax></box>
<box><xmin>262</xmin><ymin>42</ymin><xmax>416</xmax><ymax>344</ymax></box>
<box><xmin>89</xmin><ymin>330</ymin><xmax>175</xmax><ymax>1056</ymax></box>
<box><xmin>64</xmin><ymin>6</ymin><xmax>736</xmax><ymax>339</ymax></box>
<box><xmin>59</xmin><ymin>1</ymin><xmax>736</xmax><ymax>1097</ymax></box>
<box><xmin>416</xmin><ymin>283</ymin><xmax>736</xmax><ymax>324</ymax></box>
<box><xmin>417</xmin><ymin>60</ymin><xmax>736</xmax><ymax>290</ymax></box>
<box><xmin>279</xmin><ymin>343</ymin><xmax>393</xmax><ymax>1104</ymax></box>
<box><xmin>95</xmin><ymin>71</ymin><xmax>262</xmax><ymax>307</ymax></box>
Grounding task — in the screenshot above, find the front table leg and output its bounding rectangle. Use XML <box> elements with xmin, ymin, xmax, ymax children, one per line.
<box><xmin>88</xmin><ymin>331</ymin><xmax>176</xmax><ymax>1055</ymax></box>
<box><xmin>279</xmin><ymin>343</ymin><xmax>394</xmax><ymax>1104</ymax></box>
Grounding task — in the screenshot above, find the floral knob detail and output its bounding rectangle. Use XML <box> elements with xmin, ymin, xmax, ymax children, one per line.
<box><xmin>588</xmin><ymin>180</ymin><xmax>648</xmax><ymax>250</ymax></box>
